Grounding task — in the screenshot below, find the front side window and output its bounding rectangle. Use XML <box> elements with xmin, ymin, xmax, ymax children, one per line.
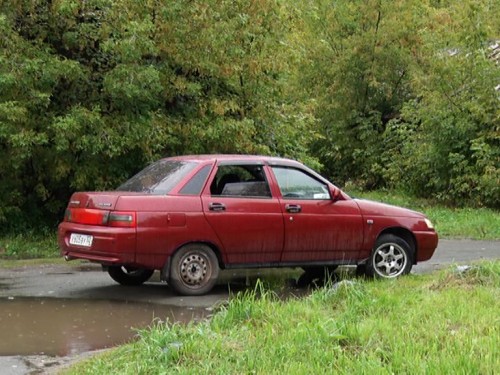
<box><xmin>118</xmin><ymin>160</ymin><xmax>198</xmax><ymax>194</ymax></box>
<box><xmin>272</xmin><ymin>167</ymin><xmax>330</xmax><ymax>200</ymax></box>
<box><xmin>210</xmin><ymin>164</ymin><xmax>271</xmax><ymax>198</ymax></box>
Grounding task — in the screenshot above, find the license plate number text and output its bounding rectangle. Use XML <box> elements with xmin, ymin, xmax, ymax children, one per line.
<box><xmin>69</xmin><ymin>233</ymin><xmax>93</xmax><ymax>247</ymax></box>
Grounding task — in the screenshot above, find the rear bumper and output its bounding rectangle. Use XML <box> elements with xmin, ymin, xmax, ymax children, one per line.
<box><xmin>414</xmin><ymin>230</ymin><xmax>439</xmax><ymax>262</ymax></box>
<box><xmin>58</xmin><ymin>222</ymin><xmax>136</xmax><ymax>265</ymax></box>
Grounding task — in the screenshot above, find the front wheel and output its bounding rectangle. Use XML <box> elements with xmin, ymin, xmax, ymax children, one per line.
<box><xmin>366</xmin><ymin>234</ymin><xmax>413</xmax><ymax>278</ymax></box>
<box><xmin>107</xmin><ymin>266</ymin><xmax>154</xmax><ymax>286</ymax></box>
<box><xmin>169</xmin><ymin>244</ymin><xmax>219</xmax><ymax>296</ymax></box>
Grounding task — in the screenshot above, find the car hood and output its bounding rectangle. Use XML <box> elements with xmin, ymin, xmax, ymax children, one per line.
<box><xmin>354</xmin><ymin>198</ymin><xmax>424</xmax><ymax>218</ymax></box>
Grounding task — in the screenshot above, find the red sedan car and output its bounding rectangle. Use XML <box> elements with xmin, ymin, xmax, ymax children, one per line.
<box><xmin>58</xmin><ymin>155</ymin><xmax>438</xmax><ymax>295</ymax></box>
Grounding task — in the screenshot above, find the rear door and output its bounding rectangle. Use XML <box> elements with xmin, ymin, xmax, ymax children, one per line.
<box><xmin>201</xmin><ymin>162</ymin><xmax>284</xmax><ymax>265</ymax></box>
<box><xmin>270</xmin><ymin>166</ymin><xmax>363</xmax><ymax>262</ymax></box>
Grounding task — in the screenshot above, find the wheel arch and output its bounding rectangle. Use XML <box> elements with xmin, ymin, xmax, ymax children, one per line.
<box><xmin>378</xmin><ymin>227</ymin><xmax>417</xmax><ymax>264</ymax></box>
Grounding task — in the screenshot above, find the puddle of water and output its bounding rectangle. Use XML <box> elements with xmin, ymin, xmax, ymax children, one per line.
<box><xmin>0</xmin><ymin>297</ymin><xmax>207</xmax><ymax>356</ymax></box>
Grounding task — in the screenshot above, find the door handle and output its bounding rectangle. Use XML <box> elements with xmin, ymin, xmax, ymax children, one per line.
<box><xmin>209</xmin><ymin>202</ymin><xmax>226</xmax><ymax>211</ymax></box>
<box><xmin>285</xmin><ymin>204</ymin><xmax>301</xmax><ymax>213</ymax></box>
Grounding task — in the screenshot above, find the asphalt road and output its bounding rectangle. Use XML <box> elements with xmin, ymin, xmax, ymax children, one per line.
<box><xmin>0</xmin><ymin>239</ymin><xmax>498</xmax><ymax>374</ymax></box>
<box><xmin>412</xmin><ymin>239</ymin><xmax>499</xmax><ymax>273</ymax></box>
<box><xmin>0</xmin><ymin>239</ymin><xmax>498</xmax><ymax>305</ymax></box>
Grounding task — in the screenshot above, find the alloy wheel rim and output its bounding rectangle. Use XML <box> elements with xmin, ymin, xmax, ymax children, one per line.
<box><xmin>373</xmin><ymin>243</ymin><xmax>407</xmax><ymax>277</ymax></box>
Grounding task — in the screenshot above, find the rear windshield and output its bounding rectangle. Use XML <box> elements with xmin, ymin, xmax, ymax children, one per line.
<box><xmin>117</xmin><ymin>160</ymin><xmax>198</xmax><ymax>194</ymax></box>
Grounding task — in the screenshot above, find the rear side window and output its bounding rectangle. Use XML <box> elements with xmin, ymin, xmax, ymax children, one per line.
<box><xmin>117</xmin><ymin>160</ymin><xmax>198</xmax><ymax>194</ymax></box>
<box><xmin>179</xmin><ymin>165</ymin><xmax>211</xmax><ymax>195</ymax></box>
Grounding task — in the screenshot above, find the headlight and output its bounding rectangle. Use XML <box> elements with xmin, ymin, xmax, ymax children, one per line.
<box><xmin>424</xmin><ymin>218</ymin><xmax>434</xmax><ymax>230</ymax></box>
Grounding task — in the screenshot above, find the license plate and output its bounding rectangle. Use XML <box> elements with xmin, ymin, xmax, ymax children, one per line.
<box><xmin>69</xmin><ymin>233</ymin><xmax>93</xmax><ymax>247</ymax></box>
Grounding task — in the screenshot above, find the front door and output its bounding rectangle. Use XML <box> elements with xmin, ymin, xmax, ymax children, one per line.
<box><xmin>270</xmin><ymin>166</ymin><xmax>363</xmax><ymax>263</ymax></box>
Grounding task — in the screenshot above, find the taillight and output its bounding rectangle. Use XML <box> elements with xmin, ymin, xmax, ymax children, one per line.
<box><xmin>108</xmin><ymin>212</ymin><xmax>136</xmax><ymax>227</ymax></box>
<box><xmin>65</xmin><ymin>208</ymin><xmax>136</xmax><ymax>228</ymax></box>
<box><xmin>65</xmin><ymin>208</ymin><xmax>109</xmax><ymax>225</ymax></box>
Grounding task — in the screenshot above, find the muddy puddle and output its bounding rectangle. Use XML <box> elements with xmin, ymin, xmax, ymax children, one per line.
<box><xmin>0</xmin><ymin>297</ymin><xmax>208</xmax><ymax>356</ymax></box>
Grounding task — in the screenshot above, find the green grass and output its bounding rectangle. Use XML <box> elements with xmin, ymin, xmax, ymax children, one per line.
<box><xmin>67</xmin><ymin>261</ymin><xmax>500</xmax><ymax>374</ymax></box>
<box><xmin>0</xmin><ymin>229</ymin><xmax>59</xmax><ymax>259</ymax></box>
<box><xmin>0</xmin><ymin>257</ymin><xmax>68</xmax><ymax>268</ymax></box>
<box><xmin>348</xmin><ymin>190</ymin><xmax>500</xmax><ymax>240</ymax></box>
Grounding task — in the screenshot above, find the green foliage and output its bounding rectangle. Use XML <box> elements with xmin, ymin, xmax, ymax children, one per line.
<box><xmin>298</xmin><ymin>0</ymin><xmax>426</xmax><ymax>188</ymax></box>
<box><xmin>0</xmin><ymin>0</ymin><xmax>319</xmax><ymax>229</ymax></box>
<box><xmin>0</xmin><ymin>0</ymin><xmax>498</xmax><ymax>230</ymax></box>
<box><xmin>376</xmin><ymin>0</ymin><xmax>500</xmax><ymax>207</ymax></box>
<box><xmin>0</xmin><ymin>229</ymin><xmax>59</xmax><ymax>259</ymax></box>
<box><xmin>299</xmin><ymin>0</ymin><xmax>499</xmax><ymax>208</ymax></box>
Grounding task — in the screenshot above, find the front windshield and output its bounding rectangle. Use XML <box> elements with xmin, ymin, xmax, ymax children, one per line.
<box><xmin>117</xmin><ymin>160</ymin><xmax>198</xmax><ymax>194</ymax></box>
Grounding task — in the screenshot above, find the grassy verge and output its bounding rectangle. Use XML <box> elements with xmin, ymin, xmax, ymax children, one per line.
<box><xmin>0</xmin><ymin>229</ymin><xmax>59</xmax><ymax>260</ymax></box>
<box><xmin>348</xmin><ymin>190</ymin><xmax>500</xmax><ymax>239</ymax></box>
<box><xmin>67</xmin><ymin>261</ymin><xmax>499</xmax><ymax>374</ymax></box>
<box><xmin>0</xmin><ymin>257</ymin><xmax>69</xmax><ymax>268</ymax></box>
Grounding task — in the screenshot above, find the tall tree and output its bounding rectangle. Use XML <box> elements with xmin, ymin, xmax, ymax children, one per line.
<box><xmin>298</xmin><ymin>0</ymin><xmax>426</xmax><ymax>187</ymax></box>
<box><xmin>384</xmin><ymin>0</ymin><xmax>500</xmax><ymax>206</ymax></box>
<box><xmin>0</xmin><ymin>0</ymin><xmax>317</xmax><ymax>229</ymax></box>
<box><xmin>296</xmin><ymin>0</ymin><xmax>499</xmax><ymax>207</ymax></box>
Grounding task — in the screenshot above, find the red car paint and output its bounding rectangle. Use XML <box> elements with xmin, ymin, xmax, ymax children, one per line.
<box><xmin>58</xmin><ymin>155</ymin><xmax>438</xmax><ymax>294</ymax></box>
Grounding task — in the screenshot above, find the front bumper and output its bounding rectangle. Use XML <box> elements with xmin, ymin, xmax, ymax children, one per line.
<box><xmin>414</xmin><ymin>230</ymin><xmax>439</xmax><ymax>262</ymax></box>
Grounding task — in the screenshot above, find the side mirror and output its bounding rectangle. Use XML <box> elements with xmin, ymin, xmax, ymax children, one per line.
<box><xmin>329</xmin><ymin>185</ymin><xmax>341</xmax><ymax>202</ymax></box>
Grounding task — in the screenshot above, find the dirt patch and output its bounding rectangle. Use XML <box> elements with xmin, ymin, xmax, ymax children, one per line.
<box><xmin>16</xmin><ymin>349</ymin><xmax>109</xmax><ymax>374</ymax></box>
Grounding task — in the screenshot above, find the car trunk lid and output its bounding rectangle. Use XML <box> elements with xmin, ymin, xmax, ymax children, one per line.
<box><xmin>65</xmin><ymin>192</ymin><xmax>140</xmax><ymax>227</ymax></box>
<box><xmin>68</xmin><ymin>192</ymin><xmax>126</xmax><ymax>210</ymax></box>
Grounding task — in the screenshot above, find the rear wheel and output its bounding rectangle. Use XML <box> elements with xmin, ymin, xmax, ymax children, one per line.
<box><xmin>169</xmin><ymin>244</ymin><xmax>219</xmax><ymax>296</ymax></box>
<box><xmin>366</xmin><ymin>234</ymin><xmax>413</xmax><ymax>278</ymax></box>
<box><xmin>107</xmin><ymin>266</ymin><xmax>154</xmax><ymax>286</ymax></box>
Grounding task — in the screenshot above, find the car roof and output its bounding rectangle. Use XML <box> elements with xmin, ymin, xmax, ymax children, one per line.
<box><xmin>164</xmin><ymin>154</ymin><xmax>303</xmax><ymax>166</ymax></box>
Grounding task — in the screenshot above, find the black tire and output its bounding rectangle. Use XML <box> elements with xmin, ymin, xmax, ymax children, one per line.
<box><xmin>297</xmin><ymin>266</ymin><xmax>338</xmax><ymax>287</ymax></box>
<box><xmin>107</xmin><ymin>266</ymin><xmax>154</xmax><ymax>286</ymax></box>
<box><xmin>169</xmin><ymin>244</ymin><xmax>219</xmax><ymax>296</ymax></box>
<box><xmin>366</xmin><ymin>234</ymin><xmax>413</xmax><ymax>278</ymax></box>
<box><xmin>355</xmin><ymin>264</ymin><xmax>367</xmax><ymax>277</ymax></box>
<box><xmin>301</xmin><ymin>265</ymin><xmax>338</xmax><ymax>274</ymax></box>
